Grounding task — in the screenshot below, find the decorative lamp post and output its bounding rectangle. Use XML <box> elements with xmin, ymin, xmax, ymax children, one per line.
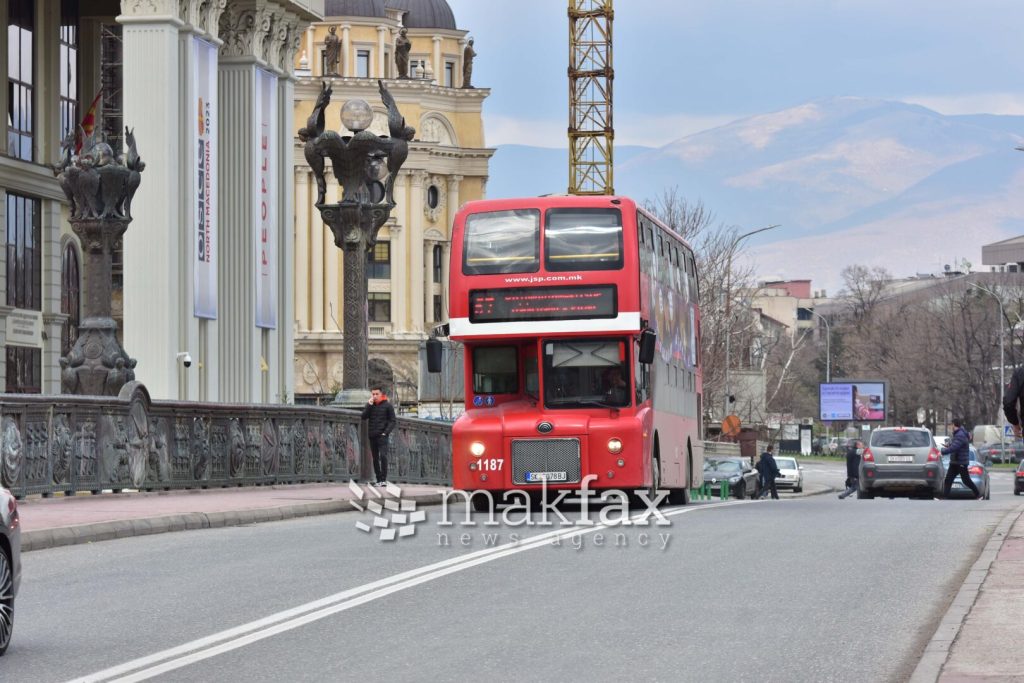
<box><xmin>299</xmin><ymin>81</ymin><xmax>414</xmax><ymax>406</ymax></box>
<box><xmin>54</xmin><ymin>126</ymin><xmax>144</xmax><ymax>395</ymax></box>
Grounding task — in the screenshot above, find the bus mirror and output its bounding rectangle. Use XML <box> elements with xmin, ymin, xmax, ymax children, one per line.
<box><xmin>426</xmin><ymin>338</ymin><xmax>443</xmax><ymax>373</ymax></box>
<box><xmin>638</xmin><ymin>329</ymin><xmax>656</xmax><ymax>364</ymax></box>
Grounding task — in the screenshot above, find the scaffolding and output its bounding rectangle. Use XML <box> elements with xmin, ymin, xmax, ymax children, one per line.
<box><xmin>568</xmin><ymin>0</ymin><xmax>613</xmax><ymax>195</ymax></box>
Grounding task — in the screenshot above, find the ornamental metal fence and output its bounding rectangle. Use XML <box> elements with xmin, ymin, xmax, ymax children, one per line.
<box><xmin>0</xmin><ymin>383</ymin><xmax>452</xmax><ymax>498</ymax></box>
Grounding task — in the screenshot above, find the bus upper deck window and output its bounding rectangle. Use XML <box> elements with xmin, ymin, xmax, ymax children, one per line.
<box><xmin>463</xmin><ymin>209</ymin><xmax>540</xmax><ymax>275</ymax></box>
<box><xmin>544</xmin><ymin>208</ymin><xmax>623</xmax><ymax>272</ymax></box>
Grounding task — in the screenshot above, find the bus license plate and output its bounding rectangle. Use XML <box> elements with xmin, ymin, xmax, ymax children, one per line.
<box><xmin>526</xmin><ymin>471</ymin><xmax>567</xmax><ymax>482</ymax></box>
<box><xmin>887</xmin><ymin>455</ymin><xmax>913</xmax><ymax>463</ymax></box>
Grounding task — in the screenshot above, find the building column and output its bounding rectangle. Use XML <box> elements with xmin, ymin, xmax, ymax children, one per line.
<box><xmin>341</xmin><ymin>24</ymin><xmax>351</xmax><ymax>77</ymax></box>
<box><xmin>324</xmin><ymin>176</ymin><xmax>340</xmax><ymax>332</ymax></box>
<box><xmin>423</xmin><ymin>239</ymin><xmax>435</xmax><ymax>325</ymax></box>
<box><xmin>409</xmin><ymin>170</ymin><xmax>427</xmax><ymax>335</ymax></box>
<box><xmin>376</xmin><ymin>25</ymin><xmax>388</xmax><ymax>78</ymax></box>
<box><xmin>458</xmin><ymin>38</ymin><xmax>468</xmax><ymax>88</ymax></box>
<box><xmin>387</xmin><ymin>222</ymin><xmax>403</xmax><ymax>334</ymax></box>
<box><xmin>118</xmin><ymin>0</ymin><xmax>187</xmax><ymax>400</ymax></box>
<box><xmin>305</xmin><ymin>26</ymin><xmax>313</xmax><ymax>71</ymax></box>
<box><xmin>447</xmin><ymin>174</ymin><xmax>463</xmax><ymax>227</ymax></box>
<box><xmin>41</xmin><ymin>199</ymin><xmax>64</xmax><ymax>393</ymax></box>
<box><xmin>294</xmin><ymin>169</ymin><xmax>310</xmax><ymax>331</ymax></box>
<box><xmin>432</xmin><ymin>36</ymin><xmax>442</xmax><ymax>85</ymax></box>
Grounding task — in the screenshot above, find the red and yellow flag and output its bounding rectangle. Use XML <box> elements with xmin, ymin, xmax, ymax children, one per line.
<box><xmin>76</xmin><ymin>89</ymin><xmax>103</xmax><ymax>152</ymax></box>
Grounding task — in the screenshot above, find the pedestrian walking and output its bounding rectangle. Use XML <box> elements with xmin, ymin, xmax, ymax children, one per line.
<box><xmin>941</xmin><ymin>418</ymin><xmax>981</xmax><ymax>499</ymax></box>
<box><xmin>361</xmin><ymin>386</ymin><xmax>397</xmax><ymax>486</ymax></box>
<box><xmin>756</xmin><ymin>444</ymin><xmax>782</xmax><ymax>499</ymax></box>
<box><xmin>1004</xmin><ymin>365</ymin><xmax>1024</xmax><ymax>439</ymax></box>
<box><xmin>838</xmin><ymin>439</ymin><xmax>861</xmax><ymax>499</ymax></box>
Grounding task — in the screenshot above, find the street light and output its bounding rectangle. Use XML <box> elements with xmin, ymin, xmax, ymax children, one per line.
<box><xmin>809</xmin><ymin>308</ymin><xmax>832</xmax><ymax>445</ymax></box>
<box><xmin>723</xmin><ymin>224</ymin><xmax>781</xmax><ymax>421</ymax></box>
<box><xmin>970</xmin><ymin>282</ymin><xmax>1007</xmax><ymax>460</ymax></box>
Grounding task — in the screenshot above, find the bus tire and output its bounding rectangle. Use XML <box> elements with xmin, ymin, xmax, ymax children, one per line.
<box><xmin>667</xmin><ymin>447</ymin><xmax>692</xmax><ymax>505</ymax></box>
<box><xmin>472</xmin><ymin>492</ymin><xmax>493</xmax><ymax>513</ymax></box>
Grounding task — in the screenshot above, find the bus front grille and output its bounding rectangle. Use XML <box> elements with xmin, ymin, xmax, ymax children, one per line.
<box><xmin>511</xmin><ymin>438</ymin><xmax>581</xmax><ymax>485</ymax></box>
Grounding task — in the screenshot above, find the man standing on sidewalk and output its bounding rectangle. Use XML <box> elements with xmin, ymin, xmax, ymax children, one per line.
<box><xmin>361</xmin><ymin>386</ymin><xmax>397</xmax><ymax>486</ymax></box>
<box><xmin>757</xmin><ymin>444</ymin><xmax>782</xmax><ymax>499</ymax></box>
<box><xmin>942</xmin><ymin>418</ymin><xmax>982</xmax><ymax>499</ymax></box>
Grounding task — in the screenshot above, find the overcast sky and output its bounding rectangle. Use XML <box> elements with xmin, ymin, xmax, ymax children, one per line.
<box><xmin>446</xmin><ymin>0</ymin><xmax>1024</xmax><ymax>148</ymax></box>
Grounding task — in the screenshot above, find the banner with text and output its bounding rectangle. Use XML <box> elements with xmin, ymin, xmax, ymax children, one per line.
<box><xmin>255</xmin><ymin>69</ymin><xmax>277</xmax><ymax>329</ymax></box>
<box><xmin>193</xmin><ymin>38</ymin><xmax>218</xmax><ymax>319</ymax></box>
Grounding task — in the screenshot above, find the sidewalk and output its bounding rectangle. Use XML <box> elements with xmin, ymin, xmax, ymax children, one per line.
<box><xmin>912</xmin><ymin>505</ymin><xmax>1024</xmax><ymax>682</ymax></box>
<box><xmin>17</xmin><ymin>482</ymin><xmax>447</xmax><ymax>552</ymax></box>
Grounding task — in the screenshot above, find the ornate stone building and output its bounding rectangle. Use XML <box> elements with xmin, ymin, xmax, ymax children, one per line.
<box><xmin>292</xmin><ymin>0</ymin><xmax>493</xmax><ymax>405</ymax></box>
<box><xmin>0</xmin><ymin>0</ymin><xmax>323</xmax><ymax>401</ymax></box>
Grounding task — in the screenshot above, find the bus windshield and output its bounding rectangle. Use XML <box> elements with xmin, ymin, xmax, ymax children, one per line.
<box><xmin>545</xmin><ymin>208</ymin><xmax>623</xmax><ymax>272</ymax></box>
<box><xmin>463</xmin><ymin>209</ymin><xmax>540</xmax><ymax>275</ymax></box>
<box><xmin>542</xmin><ymin>339</ymin><xmax>630</xmax><ymax>408</ymax></box>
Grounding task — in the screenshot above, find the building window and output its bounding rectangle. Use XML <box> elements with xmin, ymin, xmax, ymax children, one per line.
<box><xmin>427</xmin><ymin>185</ymin><xmax>440</xmax><ymax>209</ymax></box>
<box><xmin>797</xmin><ymin>307</ymin><xmax>813</xmax><ymax>321</ymax></box>
<box><xmin>59</xmin><ymin>0</ymin><xmax>79</xmax><ymax>143</ymax></box>
<box><xmin>367</xmin><ymin>240</ymin><xmax>391</xmax><ymax>280</ymax></box>
<box><xmin>432</xmin><ymin>244</ymin><xmax>442</xmax><ymax>283</ymax></box>
<box><xmin>444</xmin><ymin>61</ymin><xmax>454</xmax><ymax>87</ymax></box>
<box><xmin>61</xmin><ymin>243</ymin><xmax>81</xmax><ymax>357</ymax></box>
<box><xmin>7</xmin><ymin>0</ymin><xmax>35</xmax><ymax>161</ymax></box>
<box><xmin>368</xmin><ymin>293</ymin><xmax>391</xmax><ymax>322</ymax></box>
<box><xmin>356</xmin><ymin>49</ymin><xmax>370</xmax><ymax>78</ymax></box>
<box><xmin>6</xmin><ymin>346</ymin><xmax>41</xmax><ymax>393</ymax></box>
<box><xmin>6</xmin><ymin>192</ymin><xmax>41</xmax><ymax>311</ymax></box>
<box><xmin>433</xmin><ymin>294</ymin><xmax>443</xmax><ymax>323</ymax></box>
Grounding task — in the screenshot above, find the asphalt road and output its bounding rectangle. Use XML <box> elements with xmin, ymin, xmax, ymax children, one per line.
<box><xmin>6</xmin><ymin>462</ymin><xmax>1023</xmax><ymax>683</ymax></box>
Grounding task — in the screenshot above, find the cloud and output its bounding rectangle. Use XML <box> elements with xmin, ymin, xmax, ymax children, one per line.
<box><xmin>901</xmin><ymin>93</ymin><xmax>1024</xmax><ymax>116</ymax></box>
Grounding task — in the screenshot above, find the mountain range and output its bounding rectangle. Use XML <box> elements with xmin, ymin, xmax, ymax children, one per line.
<box><xmin>486</xmin><ymin>97</ymin><xmax>1024</xmax><ymax>294</ymax></box>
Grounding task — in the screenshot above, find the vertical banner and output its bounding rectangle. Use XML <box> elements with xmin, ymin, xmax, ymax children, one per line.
<box><xmin>255</xmin><ymin>69</ymin><xmax>277</xmax><ymax>329</ymax></box>
<box><xmin>193</xmin><ymin>38</ymin><xmax>218</xmax><ymax>319</ymax></box>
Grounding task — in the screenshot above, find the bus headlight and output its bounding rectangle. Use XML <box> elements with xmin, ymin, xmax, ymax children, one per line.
<box><xmin>607</xmin><ymin>438</ymin><xmax>623</xmax><ymax>454</ymax></box>
<box><xmin>470</xmin><ymin>441</ymin><xmax>486</xmax><ymax>457</ymax></box>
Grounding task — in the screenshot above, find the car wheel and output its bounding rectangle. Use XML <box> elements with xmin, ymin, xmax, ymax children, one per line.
<box><xmin>794</xmin><ymin>483</ymin><xmax>803</xmax><ymax>493</ymax></box>
<box><xmin>734</xmin><ymin>481</ymin><xmax>746</xmax><ymax>500</ymax></box>
<box><xmin>856</xmin><ymin>488</ymin><xmax>874</xmax><ymax>500</ymax></box>
<box><xmin>0</xmin><ymin>547</ymin><xmax>13</xmax><ymax>656</ymax></box>
<box><xmin>984</xmin><ymin>483</ymin><xmax>990</xmax><ymax>500</ymax></box>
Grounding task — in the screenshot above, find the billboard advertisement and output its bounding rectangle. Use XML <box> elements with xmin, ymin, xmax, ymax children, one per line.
<box><xmin>819</xmin><ymin>380</ymin><xmax>886</xmax><ymax>421</ymax></box>
<box><xmin>255</xmin><ymin>68</ymin><xmax>277</xmax><ymax>329</ymax></box>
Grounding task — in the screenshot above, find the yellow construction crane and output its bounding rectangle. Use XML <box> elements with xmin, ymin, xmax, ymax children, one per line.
<box><xmin>568</xmin><ymin>0</ymin><xmax>614</xmax><ymax>195</ymax></box>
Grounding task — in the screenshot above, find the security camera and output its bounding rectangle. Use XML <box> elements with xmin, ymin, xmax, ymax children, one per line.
<box><xmin>177</xmin><ymin>352</ymin><xmax>192</xmax><ymax>368</ymax></box>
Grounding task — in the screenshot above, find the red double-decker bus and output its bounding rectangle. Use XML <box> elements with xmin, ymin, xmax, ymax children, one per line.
<box><xmin>443</xmin><ymin>195</ymin><xmax>703</xmax><ymax>503</ymax></box>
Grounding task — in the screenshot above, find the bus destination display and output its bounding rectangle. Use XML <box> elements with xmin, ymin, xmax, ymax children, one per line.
<box><xmin>469</xmin><ymin>285</ymin><xmax>617</xmax><ymax>323</ymax></box>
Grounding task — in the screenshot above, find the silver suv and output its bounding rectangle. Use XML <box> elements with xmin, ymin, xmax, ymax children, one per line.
<box><xmin>858</xmin><ymin>427</ymin><xmax>943</xmax><ymax>499</ymax></box>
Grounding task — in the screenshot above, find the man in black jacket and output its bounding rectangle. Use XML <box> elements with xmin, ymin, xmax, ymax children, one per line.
<box><xmin>941</xmin><ymin>418</ymin><xmax>981</xmax><ymax>499</ymax></box>
<box><xmin>361</xmin><ymin>386</ymin><xmax>397</xmax><ymax>486</ymax></box>
<box><xmin>838</xmin><ymin>439</ymin><xmax>861</xmax><ymax>499</ymax></box>
<box><xmin>1004</xmin><ymin>365</ymin><xmax>1024</xmax><ymax>439</ymax></box>
<box><xmin>756</xmin><ymin>445</ymin><xmax>782</xmax><ymax>499</ymax></box>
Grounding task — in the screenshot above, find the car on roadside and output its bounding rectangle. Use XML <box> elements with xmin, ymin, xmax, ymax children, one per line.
<box><xmin>859</xmin><ymin>426</ymin><xmax>943</xmax><ymax>499</ymax></box>
<box><xmin>773</xmin><ymin>456</ymin><xmax>804</xmax><ymax>493</ymax></box>
<box><xmin>703</xmin><ymin>457</ymin><xmax>760</xmax><ymax>499</ymax></box>
<box><xmin>940</xmin><ymin>447</ymin><xmax>990</xmax><ymax>499</ymax></box>
<box><xmin>0</xmin><ymin>486</ymin><xmax>21</xmax><ymax>656</ymax></box>
<box><xmin>1015</xmin><ymin>460</ymin><xmax>1024</xmax><ymax>496</ymax></box>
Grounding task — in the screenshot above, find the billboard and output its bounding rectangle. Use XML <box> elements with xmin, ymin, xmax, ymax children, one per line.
<box><xmin>193</xmin><ymin>38</ymin><xmax>218</xmax><ymax>319</ymax></box>
<box><xmin>819</xmin><ymin>380</ymin><xmax>886</xmax><ymax>421</ymax></box>
<box><xmin>255</xmin><ymin>68</ymin><xmax>277</xmax><ymax>329</ymax></box>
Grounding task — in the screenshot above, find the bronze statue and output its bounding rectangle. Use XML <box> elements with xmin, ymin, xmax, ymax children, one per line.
<box><xmin>324</xmin><ymin>25</ymin><xmax>341</xmax><ymax>76</ymax></box>
<box><xmin>462</xmin><ymin>38</ymin><xmax>476</xmax><ymax>88</ymax></box>
<box><xmin>395</xmin><ymin>28</ymin><xmax>411</xmax><ymax>79</ymax></box>
<box><xmin>378</xmin><ymin>79</ymin><xmax>415</xmax><ymax>205</ymax></box>
<box><xmin>298</xmin><ymin>82</ymin><xmax>341</xmax><ymax>205</ymax></box>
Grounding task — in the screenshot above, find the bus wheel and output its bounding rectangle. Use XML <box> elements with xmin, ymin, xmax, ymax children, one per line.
<box><xmin>472</xmin><ymin>492</ymin><xmax>495</xmax><ymax>513</ymax></box>
<box><xmin>667</xmin><ymin>487</ymin><xmax>689</xmax><ymax>505</ymax></box>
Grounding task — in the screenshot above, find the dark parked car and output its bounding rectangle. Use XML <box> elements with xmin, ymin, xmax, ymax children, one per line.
<box><xmin>0</xmin><ymin>486</ymin><xmax>21</xmax><ymax>656</ymax></box>
<box><xmin>941</xmin><ymin>447</ymin><xmax>990</xmax><ymax>499</ymax></box>
<box><xmin>1015</xmin><ymin>461</ymin><xmax>1024</xmax><ymax>496</ymax></box>
<box><xmin>703</xmin><ymin>457</ymin><xmax>760</xmax><ymax>499</ymax></box>
<box><xmin>976</xmin><ymin>442</ymin><xmax>1024</xmax><ymax>464</ymax></box>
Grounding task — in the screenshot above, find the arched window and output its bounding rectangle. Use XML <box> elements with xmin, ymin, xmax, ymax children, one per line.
<box><xmin>61</xmin><ymin>242</ymin><xmax>81</xmax><ymax>356</ymax></box>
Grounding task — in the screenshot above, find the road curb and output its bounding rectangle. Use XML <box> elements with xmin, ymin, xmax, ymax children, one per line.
<box><xmin>908</xmin><ymin>504</ymin><xmax>1024</xmax><ymax>683</ymax></box>
<box><xmin>21</xmin><ymin>492</ymin><xmax>447</xmax><ymax>552</ymax></box>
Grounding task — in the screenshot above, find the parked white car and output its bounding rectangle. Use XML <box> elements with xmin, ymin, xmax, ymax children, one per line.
<box><xmin>773</xmin><ymin>456</ymin><xmax>804</xmax><ymax>493</ymax></box>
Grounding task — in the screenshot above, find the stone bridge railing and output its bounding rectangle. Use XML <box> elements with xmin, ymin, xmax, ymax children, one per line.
<box><xmin>0</xmin><ymin>383</ymin><xmax>452</xmax><ymax>498</ymax></box>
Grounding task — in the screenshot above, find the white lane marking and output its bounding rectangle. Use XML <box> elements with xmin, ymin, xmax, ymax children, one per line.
<box><xmin>70</xmin><ymin>499</ymin><xmax>749</xmax><ymax>683</ymax></box>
